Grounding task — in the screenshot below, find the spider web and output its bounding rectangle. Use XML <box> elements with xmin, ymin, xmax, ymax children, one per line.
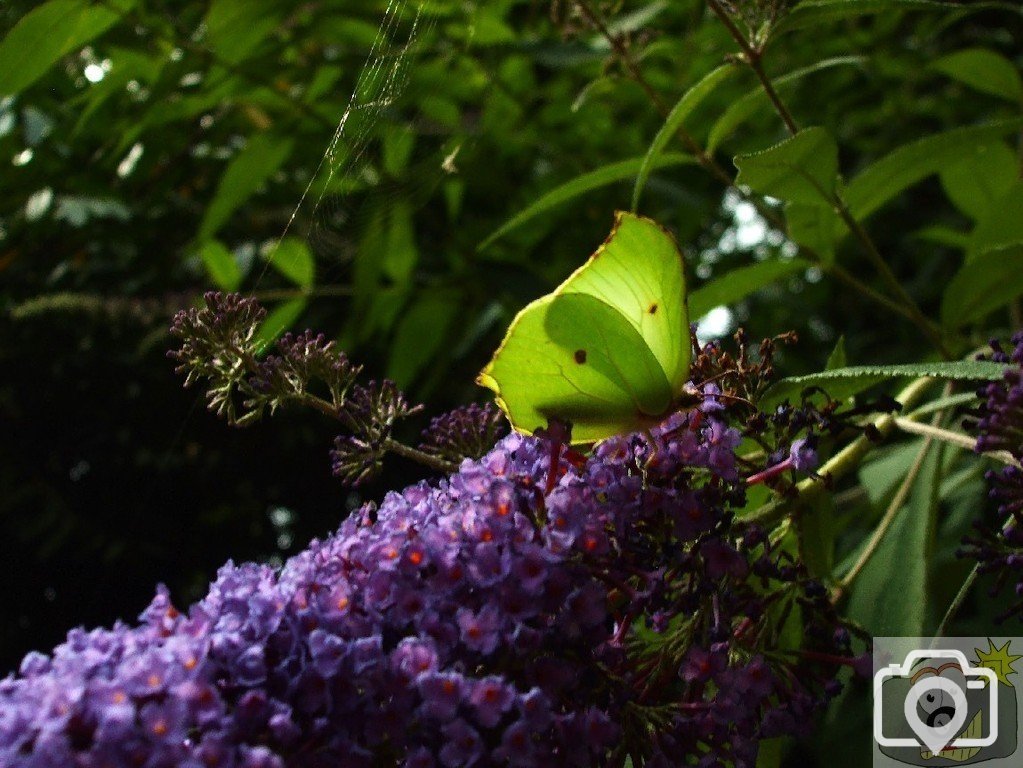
<box><xmin>256</xmin><ymin>0</ymin><xmax>439</xmax><ymax>289</ymax></box>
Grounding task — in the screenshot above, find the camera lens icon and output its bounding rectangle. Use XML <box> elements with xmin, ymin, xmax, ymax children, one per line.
<box><xmin>914</xmin><ymin>665</ymin><xmax>967</xmax><ymax>729</ymax></box>
<box><xmin>904</xmin><ymin>674</ymin><xmax>970</xmax><ymax>755</ymax></box>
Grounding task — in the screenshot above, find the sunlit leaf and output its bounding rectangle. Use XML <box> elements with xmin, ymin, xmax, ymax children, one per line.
<box><xmin>199</xmin><ymin>240</ymin><xmax>242</xmax><ymax>292</ymax></box>
<box><xmin>0</xmin><ymin>0</ymin><xmax>131</xmax><ymax>95</ymax></box>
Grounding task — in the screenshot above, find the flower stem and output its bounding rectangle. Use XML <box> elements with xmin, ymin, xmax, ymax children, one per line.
<box><xmin>833</xmin><ymin>430</ymin><xmax>935</xmax><ymax>601</ymax></box>
<box><xmin>705</xmin><ymin>0</ymin><xmax>950</xmax><ymax>359</ymax></box>
<box><xmin>933</xmin><ymin>564</ymin><xmax>981</xmax><ymax>640</ymax></box>
<box><xmin>745</xmin><ymin>375</ymin><xmax>938</xmax><ymax>527</ymax></box>
<box><xmin>705</xmin><ymin>0</ymin><xmax>798</xmax><ymax>135</ymax></box>
<box><xmin>302</xmin><ymin>391</ymin><xmax>460</xmax><ymax>474</ymax></box>
<box><xmin>832</xmin><ymin>204</ymin><xmax>950</xmax><ymax>359</ymax></box>
<box><xmin>382</xmin><ymin>437</ymin><xmax>461</xmax><ymax>474</ymax></box>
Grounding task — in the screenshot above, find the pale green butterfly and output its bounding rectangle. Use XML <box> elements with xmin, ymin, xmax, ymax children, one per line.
<box><xmin>477</xmin><ymin>212</ymin><xmax>691</xmax><ymax>444</ymax></box>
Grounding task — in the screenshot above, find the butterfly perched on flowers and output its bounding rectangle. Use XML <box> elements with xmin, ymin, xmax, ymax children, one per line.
<box><xmin>477</xmin><ymin>212</ymin><xmax>692</xmax><ymax>444</ymax></box>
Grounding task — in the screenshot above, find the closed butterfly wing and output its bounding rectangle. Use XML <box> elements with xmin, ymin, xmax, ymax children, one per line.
<box><xmin>477</xmin><ymin>212</ymin><xmax>690</xmax><ymax>443</ymax></box>
<box><xmin>561</xmin><ymin>212</ymin><xmax>691</xmax><ymax>393</ymax></box>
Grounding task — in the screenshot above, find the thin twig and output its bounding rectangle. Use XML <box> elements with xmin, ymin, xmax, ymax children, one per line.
<box><xmin>704</xmin><ymin>0</ymin><xmax>950</xmax><ymax>359</ymax></box>
<box><xmin>934</xmin><ymin>564</ymin><xmax>980</xmax><ymax>640</ymax></box>
<box><xmin>892</xmin><ymin>418</ymin><xmax>975</xmax><ymax>454</ymax></box>
<box><xmin>573</xmin><ymin>0</ymin><xmax>734</xmax><ymax>187</ymax></box>
<box><xmin>705</xmin><ymin>0</ymin><xmax>798</xmax><ymax>134</ymax></box>
<box><xmin>833</xmin><ymin>206</ymin><xmax>950</xmax><ymax>358</ymax></box>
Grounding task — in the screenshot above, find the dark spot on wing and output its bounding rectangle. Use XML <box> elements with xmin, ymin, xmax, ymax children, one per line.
<box><xmin>648</xmin><ymin>303</ymin><xmax>658</xmax><ymax>314</ymax></box>
<box><xmin>574</xmin><ymin>349</ymin><xmax>587</xmax><ymax>364</ymax></box>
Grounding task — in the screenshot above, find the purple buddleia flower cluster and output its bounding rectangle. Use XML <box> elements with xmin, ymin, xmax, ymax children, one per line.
<box><xmin>961</xmin><ymin>332</ymin><xmax>1023</xmax><ymax>622</ymax></box>
<box><xmin>419</xmin><ymin>404</ymin><xmax>508</xmax><ymax>464</ymax></box>
<box><xmin>1</xmin><ymin>402</ymin><xmax>849</xmax><ymax>766</ymax></box>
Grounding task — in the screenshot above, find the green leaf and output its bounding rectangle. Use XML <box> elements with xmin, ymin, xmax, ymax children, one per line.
<box><xmin>205</xmin><ymin>0</ymin><xmax>283</xmax><ymax>65</ymax></box>
<box><xmin>479</xmin><ymin>154</ymin><xmax>694</xmax><ymax>250</ymax></box>
<box><xmin>254</xmin><ymin>298</ymin><xmax>307</xmax><ymax>353</ymax></box>
<box><xmin>386</xmin><ymin>291</ymin><xmax>459</xmax><ymax>387</ymax></box>
<box><xmin>707</xmin><ymin>56</ymin><xmax>865</xmax><ymax>153</ymax></box>
<box><xmin>967</xmin><ymin>181</ymin><xmax>1023</xmax><ymax>260</ymax></box>
<box><xmin>199</xmin><ymin>240</ymin><xmax>242</xmax><ymax>291</ymax></box>
<box><xmin>802</xmin><ymin>121</ymin><xmax>1023</xmax><ymax>256</ymax></box>
<box><xmin>734</xmin><ymin>128</ymin><xmax>838</xmax><ymax>206</ymax></box>
<box><xmin>755</xmin><ymin>737</ymin><xmax>786</xmax><ymax>768</ymax></box>
<box><xmin>825</xmin><ymin>336</ymin><xmax>847</xmax><ymax>371</ymax></box>
<box><xmin>761</xmin><ymin>361</ymin><xmax>1009</xmax><ymax>407</ymax></box>
<box><xmin>847</xmin><ymin>441</ymin><xmax>941</xmax><ymax>636</ymax></box>
<box><xmin>844</xmin><ymin>119</ymin><xmax>1023</xmax><ymax>222</ymax></box>
<box><xmin>931</xmin><ymin>48</ymin><xmax>1023</xmax><ymax>102</ymax></box>
<box><xmin>199</xmin><ymin>135</ymin><xmax>294</xmax><ymax>241</ymax></box>
<box><xmin>777</xmin><ymin>0</ymin><xmax>1021</xmax><ymax>33</ymax></box>
<box><xmin>267</xmin><ymin>238</ymin><xmax>315</xmax><ymax>289</ymax></box>
<box><xmin>911</xmin><ymin>224</ymin><xmax>970</xmax><ymax>250</ymax></box>
<box><xmin>688</xmin><ymin>258</ymin><xmax>811</xmax><ymax>318</ymax></box>
<box><xmin>785</xmin><ymin>202</ymin><xmax>839</xmax><ymax>263</ymax></box>
<box><xmin>382</xmin><ymin>126</ymin><xmax>416</xmax><ymax>176</ymax></box>
<box><xmin>0</xmin><ymin>0</ymin><xmax>130</xmax><ymax>95</ymax></box>
<box><xmin>382</xmin><ymin>202</ymin><xmax>419</xmax><ymax>285</ymax></box>
<box><xmin>907</xmin><ymin>392</ymin><xmax>979</xmax><ymax>420</ymax></box>
<box><xmin>942</xmin><ymin>244</ymin><xmax>1023</xmax><ymax>328</ymax></box>
<box><xmin>632</xmin><ymin>63</ymin><xmax>740</xmax><ymax>210</ymax></box>
<box><xmin>858</xmin><ymin>443</ymin><xmax>921</xmax><ymax>509</ymax></box>
<box><xmin>939</xmin><ymin>141</ymin><xmax>1017</xmax><ymax>222</ymax></box>
<box><xmin>800</xmin><ymin>495</ymin><xmax>835</xmax><ymax>580</ymax></box>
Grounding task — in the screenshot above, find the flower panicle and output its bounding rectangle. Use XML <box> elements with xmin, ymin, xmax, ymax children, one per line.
<box><xmin>961</xmin><ymin>331</ymin><xmax>1023</xmax><ymax>622</ymax></box>
<box><xmin>419</xmin><ymin>402</ymin><xmax>509</xmax><ymax>464</ymax></box>
<box><xmin>169</xmin><ymin>293</ymin><xmax>466</xmax><ymax>484</ymax></box>
<box><xmin>2</xmin><ymin>332</ymin><xmax>853</xmax><ymax>767</ymax></box>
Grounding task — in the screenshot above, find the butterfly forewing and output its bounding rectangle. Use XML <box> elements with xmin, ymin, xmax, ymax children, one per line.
<box><xmin>560</xmin><ymin>213</ymin><xmax>691</xmax><ymax>393</ymax></box>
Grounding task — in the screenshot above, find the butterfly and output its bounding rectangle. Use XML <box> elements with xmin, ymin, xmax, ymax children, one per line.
<box><xmin>477</xmin><ymin>212</ymin><xmax>692</xmax><ymax>444</ymax></box>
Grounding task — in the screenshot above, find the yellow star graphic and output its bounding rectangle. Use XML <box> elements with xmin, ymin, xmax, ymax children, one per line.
<box><xmin>974</xmin><ymin>639</ymin><xmax>1023</xmax><ymax>687</ymax></box>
